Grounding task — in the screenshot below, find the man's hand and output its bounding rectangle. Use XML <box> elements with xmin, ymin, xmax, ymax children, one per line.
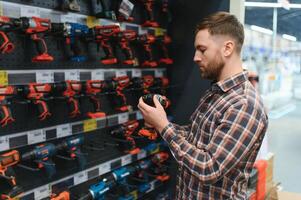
<box><xmin>138</xmin><ymin>95</ymin><xmax>169</xmax><ymax>133</ymax></box>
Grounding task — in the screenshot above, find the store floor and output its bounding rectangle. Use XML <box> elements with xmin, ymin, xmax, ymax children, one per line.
<box><xmin>267</xmin><ymin>99</ymin><xmax>301</xmax><ymax>193</ymax></box>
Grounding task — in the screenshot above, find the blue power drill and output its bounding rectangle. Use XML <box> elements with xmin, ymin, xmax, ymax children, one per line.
<box><xmin>21</xmin><ymin>143</ymin><xmax>57</xmax><ymax>179</ymax></box>
<box><xmin>56</xmin><ymin>135</ymin><xmax>87</xmax><ymax>170</ymax></box>
<box><xmin>51</xmin><ymin>22</ymin><xmax>89</xmax><ymax>62</ymax></box>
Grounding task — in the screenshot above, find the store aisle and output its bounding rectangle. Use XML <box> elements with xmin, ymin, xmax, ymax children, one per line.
<box><xmin>267</xmin><ymin>100</ymin><xmax>301</xmax><ymax>193</ymax></box>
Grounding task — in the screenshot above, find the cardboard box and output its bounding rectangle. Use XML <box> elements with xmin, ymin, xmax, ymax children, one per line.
<box><xmin>265</xmin><ymin>152</ymin><xmax>274</xmax><ymax>183</ymax></box>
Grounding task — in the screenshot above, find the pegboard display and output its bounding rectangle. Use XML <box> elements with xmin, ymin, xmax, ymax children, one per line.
<box><xmin>0</xmin><ymin>0</ymin><xmax>174</xmax><ymax>199</ymax></box>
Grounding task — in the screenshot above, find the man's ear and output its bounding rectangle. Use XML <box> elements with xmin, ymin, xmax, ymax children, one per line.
<box><xmin>223</xmin><ymin>40</ymin><xmax>235</xmax><ymax>57</ymax></box>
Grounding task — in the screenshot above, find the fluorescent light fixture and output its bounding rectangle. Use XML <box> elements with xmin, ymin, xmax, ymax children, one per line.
<box><xmin>245</xmin><ymin>2</ymin><xmax>301</xmax><ymax>8</ymax></box>
<box><xmin>250</xmin><ymin>25</ymin><xmax>273</xmax><ymax>35</ymax></box>
<box><xmin>282</xmin><ymin>34</ymin><xmax>297</xmax><ymax>41</ymax></box>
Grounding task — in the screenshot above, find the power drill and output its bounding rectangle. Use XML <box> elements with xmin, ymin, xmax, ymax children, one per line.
<box><xmin>0</xmin><ymin>85</ymin><xmax>16</xmax><ymax>127</ymax></box>
<box><xmin>19</xmin><ymin>16</ymin><xmax>53</xmax><ymax>62</ymax></box>
<box><xmin>85</xmin><ymin>80</ymin><xmax>106</xmax><ymax>119</ymax></box>
<box><xmin>50</xmin><ymin>191</ymin><xmax>70</xmax><ymax>200</ymax></box>
<box><xmin>21</xmin><ymin>143</ymin><xmax>57</xmax><ymax>179</ymax></box>
<box><xmin>116</xmin><ymin>29</ymin><xmax>137</xmax><ymax>65</ymax></box>
<box><xmin>156</xmin><ymin>34</ymin><xmax>173</xmax><ymax>65</ymax></box>
<box><xmin>22</xmin><ymin>83</ymin><xmax>52</xmax><ymax>121</ymax></box>
<box><xmin>110</xmin><ymin>120</ymin><xmax>140</xmax><ymax>154</ymax></box>
<box><xmin>131</xmin><ymin>75</ymin><xmax>154</xmax><ymax>94</ymax></box>
<box><xmin>142</xmin><ymin>93</ymin><xmax>170</xmax><ymax>108</ymax></box>
<box><xmin>55</xmin><ymin>80</ymin><xmax>82</xmax><ymax>118</ymax></box>
<box><xmin>137</xmin><ymin>34</ymin><xmax>157</xmax><ymax>67</ymax></box>
<box><xmin>56</xmin><ymin>135</ymin><xmax>86</xmax><ymax>170</ymax></box>
<box><xmin>51</xmin><ymin>22</ymin><xmax>89</xmax><ymax>62</ymax></box>
<box><xmin>140</xmin><ymin>0</ymin><xmax>159</xmax><ymax>27</ymax></box>
<box><xmin>105</xmin><ymin>76</ymin><xmax>131</xmax><ymax>112</ymax></box>
<box><xmin>89</xmin><ymin>25</ymin><xmax>120</xmax><ymax>65</ymax></box>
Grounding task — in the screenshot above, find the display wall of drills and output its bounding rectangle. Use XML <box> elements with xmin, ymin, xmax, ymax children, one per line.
<box><xmin>0</xmin><ymin>0</ymin><xmax>173</xmax><ymax>199</ymax></box>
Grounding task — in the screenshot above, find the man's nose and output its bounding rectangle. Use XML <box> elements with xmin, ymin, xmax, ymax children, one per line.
<box><xmin>193</xmin><ymin>51</ymin><xmax>202</xmax><ymax>63</ymax></box>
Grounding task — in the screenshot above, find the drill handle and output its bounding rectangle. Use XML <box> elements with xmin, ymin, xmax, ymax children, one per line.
<box><xmin>89</xmin><ymin>95</ymin><xmax>101</xmax><ymax>112</ymax></box>
<box><xmin>0</xmin><ymin>31</ymin><xmax>14</xmax><ymax>54</ymax></box>
<box><xmin>71</xmin><ymin>37</ymin><xmax>83</xmax><ymax>57</ymax></box>
<box><xmin>68</xmin><ymin>97</ymin><xmax>80</xmax><ymax>118</ymax></box>
<box><xmin>0</xmin><ymin>105</ymin><xmax>15</xmax><ymax>127</ymax></box>
<box><xmin>120</xmin><ymin>41</ymin><xmax>134</xmax><ymax>60</ymax></box>
<box><xmin>101</xmin><ymin>39</ymin><xmax>115</xmax><ymax>59</ymax></box>
<box><xmin>73</xmin><ymin>148</ymin><xmax>87</xmax><ymax>170</ymax></box>
<box><xmin>31</xmin><ymin>33</ymin><xmax>48</xmax><ymax>55</ymax></box>
<box><xmin>34</xmin><ymin>99</ymin><xmax>51</xmax><ymax>121</ymax></box>
<box><xmin>41</xmin><ymin>159</ymin><xmax>56</xmax><ymax>179</ymax></box>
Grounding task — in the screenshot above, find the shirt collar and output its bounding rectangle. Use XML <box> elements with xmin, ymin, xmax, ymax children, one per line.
<box><xmin>211</xmin><ymin>71</ymin><xmax>249</xmax><ymax>93</ymax></box>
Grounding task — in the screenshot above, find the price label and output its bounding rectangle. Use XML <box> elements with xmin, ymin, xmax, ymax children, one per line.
<box><xmin>21</xmin><ymin>6</ymin><xmax>39</xmax><ymax>17</ymax></box>
<box><xmin>83</xmin><ymin>119</ymin><xmax>97</xmax><ymax>132</ymax></box>
<box><xmin>0</xmin><ymin>71</ymin><xmax>8</xmax><ymax>86</ymax></box>
<box><xmin>154</xmin><ymin>28</ymin><xmax>165</xmax><ymax>36</ymax></box>
<box><xmin>119</xmin><ymin>0</ymin><xmax>134</xmax><ymax>19</ymax></box>
<box><xmin>36</xmin><ymin>71</ymin><xmax>54</xmax><ymax>83</ymax></box>
<box><xmin>28</xmin><ymin>130</ymin><xmax>45</xmax><ymax>145</ymax></box>
<box><xmin>122</xmin><ymin>154</ymin><xmax>132</xmax><ymax>166</ymax></box>
<box><xmin>132</xmin><ymin>69</ymin><xmax>141</xmax><ymax>77</ymax></box>
<box><xmin>92</xmin><ymin>70</ymin><xmax>104</xmax><ymax>80</ymax></box>
<box><xmin>136</xmin><ymin>111</ymin><xmax>143</xmax><ymax>120</ymax></box>
<box><xmin>56</xmin><ymin>124</ymin><xmax>72</xmax><ymax>138</ymax></box>
<box><xmin>0</xmin><ymin>136</ymin><xmax>9</xmax><ymax>152</ymax></box>
<box><xmin>34</xmin><ymin>185</ymin><xmax>50</xmax><ymax>199</ymax></box>
<box><xmin>137</xmin><ymin>150</ymin><xmax>147</xmax><ymax>160</ymax></box>
<box><xmin>118</xmin><ymin>113</ymin><xmax>129</xmax><ymax>124</ymax></box>
<box><xmin>74</xmin><ymin>172</ymin><xmax>88</xmax><ymax>185</ymax></box>
<box><xmin>65</xmin><ymin>71</ymin><xmax>80</xmax><ymax>81</ymax></box>
<box><xmin>61</xmin><ymin>14</ymin><xmax>78</xmax><ymax>23</ymax></box>
<box><xmin>86</xmin><ymin>16</ymin><xmax>100</xmax><ymax>28</ymax></box>
<box><xmin>146</xmin><ymin>181</ymin><xmax>155</xmax><ymax>193</ymax></box>
<box><xmin>116</xmin><ymin>70</ymin><xmax>127</xmax><ymax>77</ymax></box>
<box><xmin>99</xmin><ymin>162</ymin><xmax>111</xmax><ymax>175</ymax></box>
<box><xmin>155</xmin><ymin>69</ymin><xmax>164</xmax><ymax>77</ymax></box>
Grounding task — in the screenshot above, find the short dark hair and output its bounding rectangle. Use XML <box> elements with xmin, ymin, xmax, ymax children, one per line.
<box><xmin>195</xmin><ymin>12</ymin><xmax>244</xmax><ymax>54</ymax></box>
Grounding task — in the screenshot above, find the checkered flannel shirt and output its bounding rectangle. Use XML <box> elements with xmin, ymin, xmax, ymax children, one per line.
<box><xmin>161</xmin><ymin>71</ymin><xmax>268</xmax><ymax>200</ymax></box>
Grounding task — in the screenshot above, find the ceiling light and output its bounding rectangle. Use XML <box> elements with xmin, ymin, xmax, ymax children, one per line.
<box><xmin>282</xmin><ymin>34</ymin><xmax>297</xmax><ymax>41</ymax></box>
<box><xmin>250</xmin><ymin>25</ymin><xmax>273</xmax><ymax>35</ymax></box>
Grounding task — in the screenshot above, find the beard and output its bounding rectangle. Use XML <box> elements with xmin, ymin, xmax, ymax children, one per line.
<box><xmin>200</xmin><ymin>53</ymin><xmax>225</xmax><ymax>80</ymax></box>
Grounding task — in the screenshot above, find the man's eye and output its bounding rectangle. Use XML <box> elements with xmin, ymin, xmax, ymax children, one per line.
<box><xmin>200</xmin><ymin>49</ymin><xmax>206</xmax><ymax>54</ymax></box>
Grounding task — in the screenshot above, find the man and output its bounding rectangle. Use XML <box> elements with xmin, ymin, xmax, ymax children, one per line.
<box><xmin>138</xmin><ymin>12</ymin><xmax>268</xmax><ymax>200</ymax></box>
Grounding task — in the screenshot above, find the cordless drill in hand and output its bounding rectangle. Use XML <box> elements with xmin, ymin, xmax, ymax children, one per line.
<box><xmin>89</xmin><ymin>25</ymin><xmax>120</xmax><ymax>65</ymax></box>
<box><xmin>105</xmin><ymin>76</ymin><xmax>131</xmax><ymax>112</ymax></box>
<box><xmin>85</xmin><ymin>80</ymin><xmax>106</xmax><ymax>119</ymax></box>
<box><xmin>55</xmin><ymin>80</ymin><xmax>82</xmax><ymax>118</ymax></box>
<box><xmin>21</xmin><ymin>143</ymin><xmax>57</xmax><ymax>179</ymax></box>
<box><xmin>137</xmin><ymin>34</ymin><xmax>157</xmax><ymax>67</ymax></box>
<box><xmin>56</xmin><ymin>135</ymin><xmax>87</xmax><ymax>170</ymax></box>
<box><xmin>0</xmin><ymin>85</ymin><xmax>16</xmax><ymax>127</ymax></box>
<box><xmin>19</xmin><ymin>17</ymin><xmax>53</xmax><ymax>62</ymax></box>
<box><xmin>22</xmin><ymin>83</ymin><xmax>52</xmax><ymax>121</ymax></box>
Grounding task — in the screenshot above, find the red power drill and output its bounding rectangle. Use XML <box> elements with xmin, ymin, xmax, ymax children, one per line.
<box><xmin>105</xmin><ymin>76</ymin><xmax>131</xmax><ymax>112</ymax></box>
<box><xmin>137</xmin><ymin>34</ymin><xmax>157</xmax><ymax>67</ymax></box>
<box><xmin>0</xmin><ymin>31</ymin><xmax>14</xmax><ymax>54</ymax></box>
<box><xmin>116</xmin><ymin>29</ymin><xmax>137</xmax><ymax>65</ymax></box>
<box><xmin>0</xmin><ymin>85</ymin><xmax>16</xmax><ymax>127</ymax></box>
<box><xmin>156</xmin><ymin>34</ymin><xmax>173</xmax><ymax>65</ymax></box>
<box><xmin>90</xmin><ymin>25</ymin><xmax>120</xmax><ymax>65</ymax></box>
<box><xmin>19</xmin><ymin>16</ymin><xmax>53</xmax><ymax>62</ymax></box>
<box><xmin>110</xmin><ymin>120</ymin><xmax>141</xmax><ymax>154</ymax></box>
<box><xmin>22</xmin><ymin>83</ymin><xmax>52</xmax><ymax>121</ymax></box>
<box><xmin>0</xmin><ymin>16</ymin><xmax>20</xmax><ymax>54</ymax></box>
<box><xmin>55</xmin><ymin>81</ymin><xmax>82</xmax><ymax>118</ymax></box>
<box><xmin>140</xmin><ymin>0</ymin><xmax>159</xmax><ymax>27</ymax></box>
<box><xmin>85</xmin><ymin>80</ymin><xmax>106</xmax><ymax>119</ymax></box>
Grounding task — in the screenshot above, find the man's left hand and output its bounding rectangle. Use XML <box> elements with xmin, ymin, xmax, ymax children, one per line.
<box><xmin>138</xmin><ymin>95</ymin><xmax>169</xmax><ymax>133</ymax></box>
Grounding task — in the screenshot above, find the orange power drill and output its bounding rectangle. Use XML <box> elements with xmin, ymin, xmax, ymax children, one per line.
<box><xmin>0</xmin><ymin>85</ymin><xmax>16</xmax><ymax>127</ymax></box>
<box><xmin>85</xmin><ymin>80</ymin><xmax>106</xmax><ymax>119</ymax></box>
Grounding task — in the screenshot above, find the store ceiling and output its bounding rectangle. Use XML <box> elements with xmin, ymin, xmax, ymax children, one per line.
<box><xmin>245</xmin><ymin>0</ymin><xmax>301</xmax><ymax>41</ymax></box>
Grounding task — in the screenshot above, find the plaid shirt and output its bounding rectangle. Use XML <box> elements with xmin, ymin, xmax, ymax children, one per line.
<box><xmin>161</xmin><ymin>71</ymin><xmax>268</xmax><ymax>200</ymax></box>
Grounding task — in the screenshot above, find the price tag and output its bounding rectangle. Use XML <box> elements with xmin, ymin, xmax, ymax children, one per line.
<box><xmin>74</xmin><ymin>172</ymin><xmax>88</xmax><ymax>185</ymax></box>
<box><xmin>116</xmin><ymin>70</ymin><xmax>127</xmax><ymax>77</ymax></box>
<box><xmin>28</xmin><ymin>130</ymin><xmax>45</xmax><ymax>145</ymax></box>
<box><xmin>119</xmin><ymin>0</ymin><xmax>134</xmax><ymax>20</ymax></box>
<box><xmin>83</xmin><ymin>119</ymin><xmax>97</xmax><ymax>132</ymax></box>
<box><xmin>21</xmin><ymin>6</ymin><xmax>39</xmax><ymax>17</ymax></box>
<box><xmin>136</xmin><ymin>111</ymin><xmax>143</xmax><ymax>120</ymax></box>
<box><xmin>154</xmin><ymin>28</ymin><xmax>165</xmax><ymax>36</ymax></box>
<box><xmin>86</xmin><ymin>16</ymin><xmax>100</xmax><ymax>28</ymax></box>
<box><xmin>99</xmin><ymin>161</ymin><xmax>111</xmax><ymax>175</ymax></box>
<box><xmin>155</xmin><ymin>69</ymin><xmax>164</xmax><ymax>77</ymax></box>
<box><xmin>36</xmin><ymin>71</ymin><xmax>54</xmax><ymax>83</ymax></box>
<box><xmin>132</xmin><ymin>69</ymin><xmax>142</xmax><ymax>77</ymax></box>
<box><xmin>137</xmin><ymin>150</ymin><xmax>147</xmax><ymax>160</ymax></box>
<box><xmin>92</xmin><ymin>70</ymin><xmax>104</xmax><ymax>80</ymax></box>
<box><xmin>56</xmin><ymin>124</ymin><xmax>72</xmax><ymax>138</ymax></box>
<box><xmin>34</xmin><ymin>185</ymin><xmax>50</xmax><ymax>199</ymax></box>
<box><xmin>122</xmin><ymin>154</ymin><xmax>132</xmax><ymax>166</ymax></box>
<box><xmin>146</xmin><ymin>181</ymin><xmax>155</xmax><ymax>193</ymax></box>
<box><xmin>65</xmin><ymin>71</ymin><xmax>80</xmax><ymax>81</ymax></box>
<box><xmin>118</xmin><ymin>113</ymin><xmax>129</xmax><ymax>124</ymax></box>
<box><xmin>61</xmin><ymin>14</ymin><xmax>78</xmax><ymax>23</ymax></box>
<box><xmin>0</xmin><ymin>71</ymin><xmax>8</xmax><ymax>86</ymax></box>
<box><xmin>0</xmin><ymin>136</ymin><xmax>9</xmax><ymax>152</ymax></box>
